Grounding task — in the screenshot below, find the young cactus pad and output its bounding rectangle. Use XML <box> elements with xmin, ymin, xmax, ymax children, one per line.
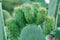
<box><xmin>36</xmin><ymin>7</ymin><xmax>47</xmax><ymax>25</ymax></box>
<box><xmin>6</xmin><ymin>17</ymin><xmax>19</xmax><ymax>40</ymax></box>
<box><xmin>2</xmin><ymin>10</ymin><xmax>11</xmax><ymax>25</ymax></box>
<box><xmin>13</xmin><ymin>6</ymin><xmax>26</xmax><ymax>27</ymax></box>
<box><xmin>20</xmin><ymin>24</ymin><xmax>45</xmax><ymax>40</ymax></box>
<box><xmin>32</xmin><ymin>2</ymin><xmax>41</xmax><ymax>15</ymax></box>
<box><xmin>44</xmin><ymin>16</ymin><xmax>55</xmax><ymax>35</ymax></box>
<box><xmin>22</xmin><ymin>4</ymin><xmax>35</xmax><ymax>24</ymax></box>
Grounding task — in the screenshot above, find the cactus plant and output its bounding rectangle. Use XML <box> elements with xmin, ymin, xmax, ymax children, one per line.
<box><xmin>2</xmin><ymin>10</ymin><xmax>11</xmax><ymax>25</ymax></box>
<box><xmin>44</xmin><ymin>16</ymin><xmax>55</xmax><ymax>35</ymax></box>
<box><xmin>32</xmin><ymin>2</ymin><xmax>47</xmax><ymax>24</ymax></box>
<box><xmin>0</xmin><ymin>3</ymin><xmax>6</xmax><ymax>40</ymax></box>
<box><xmin>22</xmin><ymin>4</ymin><xmax>35</xmax><ymax>24</ymax></box>
<box><xmin>35</xmin><ymin>7</ymin><xmax>47</xmax><ymax>25</ymax></box>
<box><xmin>6</xmin><ymin>17</ymin><xmax>19</xmax><ymax>40</ymax></box>
<box><xmin>13</xmin><ymin>6</ymin><xmax>26</xmax><ymax>28</ymax></box>
<box><xmin>20</xmin><ymin>24</ymin><xmax>45</xmax><ymax>40</ymax></box>
<box><xmin>32</xmin><ymin>2</ymin><xmax>41</xmax><ymax>16</ymax></box>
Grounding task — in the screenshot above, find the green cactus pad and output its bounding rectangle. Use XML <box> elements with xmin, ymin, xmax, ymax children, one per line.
<box><xmin>20</xmin><ymin>24</ymin><xmax>45</xmax><ymax>40</ymax></box>
<box><xmin>44</xmin><ymin>16</ymin><xmax>55</xmax><ymax>35</ymax></box>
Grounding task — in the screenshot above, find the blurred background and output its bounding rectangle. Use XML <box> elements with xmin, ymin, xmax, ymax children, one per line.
<box><xmin>2</xmin><ymin>0</ymin><xmax>49</xmax><ymax>14</ymax></box>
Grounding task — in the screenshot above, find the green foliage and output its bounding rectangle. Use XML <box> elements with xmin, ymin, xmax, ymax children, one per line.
<box><xmin>3</xmin><ymin>2</ymin><xmax>48</xmax><ymax>40</ymax></box>
<box><xmin>22</xmin><ymin>3</ymin><xmax>47</xmax><ymax>24</ymax></box>
<box><xmin>13</xmin><ymin>6</ymin><xmax>26</xmax><ymax>28</ymax></box>
<box><xmin>20</xmin><ymin>24</ymin><xmax>45</xmax><ymax>40</ymax></box>
<box><xmin>44</xmin><ymin>16</ymin><xmax>55</xmax><ymax>35</ymax></box>
<box><xmin>6</xmin><ymin>17</ymin><xmax>19</xmax><ymax>40</ymax></box>
<box><xmin>32</xmin><ymin>2</ymin><xmax>41</xmax><ymax>16</ymax></box>
<box><xmin>32</xmin><ymin>2</ymin><xmax>47</xmax><ymax>24</ymax></box>
<box><xmin>22</xmin><ymin>4</ymin><xmax>35</xmax><ymax>24</ymax></box>
<box><xmin>35</xmin><ymin>7</ymin><xmax>47</xmax><ymax>24</ymax></box>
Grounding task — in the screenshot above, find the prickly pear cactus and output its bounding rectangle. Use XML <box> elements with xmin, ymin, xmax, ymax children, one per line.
<box><xmin>13</xmin><ymin>6</ymin><xmax>26</xmax><ymax>28</ymax></box>
<box><xmin>32</xmin><ymin>2</ymin><xmax>41</xmax><ymax>16</ymax></box>
<box><xmin>6</xmin><ymin>17</ymin><xmax>19</xmax><ymax>40</ymax></box>
<box><xmin>2</xmin><ymin>10</ymin><xmax>11</xmax><ymax>25</ymax></box>
<box><xmin>0</xmin><ymin>3</ymin><xmax>6</xmax><ymax>40</ymax></box>
<box><xmin>44</xmin><ymin>16</ymin><xmax>55</xmax><ymax>35</ymax></box>
<box><xmin>22</xmin><ymin>4</ymin><xmax>35</xmax><ymax>24</ymax></box>
<box><xmin>20</xmin><ymin>24</ymin><xmax>45</xmax><ymax>40</ymax></box>
<box><xmin>32</xmin><ymin>2</ymin><xmax>47</xmax><ymax>24</ymax></box>
<box><xmin>35</xmin><ymin>7</ymin><xmax>47</xmax><ymax>25</ymax></box>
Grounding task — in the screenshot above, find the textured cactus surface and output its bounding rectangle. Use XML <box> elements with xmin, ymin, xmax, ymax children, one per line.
<box><xmin>35</xmin><ymin>7</ymin><xmax>47</xmax><ymax>25</ymax></box>
<box><xmin>3</xmin><ymin>2</ymin><xmax>49</xmax><ymax>40</ymax></box>
<box><xmin>6</xmin><ymin>17</ymin><xmax>19</xmax><ymax>40</ymax></box>
<box><xmin>22</xmin><ymin>3</ymin><xmax>47</xmax><ymax>24</ymax></box>
<box><xmin>13</xmin><ymin>6</ymin><xmax>26</xmax><ymax>28</ymax></box>
<box><xmin>32</xmin><ymin>2</ymin><xmax>41</xmax><ymax>15</ymax></box>
<box><xmin>20</xmin><ymin>24</ymin><xmax>45</xmax><ymax>40</ymax></box>
<box><xmin>44</xmin><ymin>16</ymin><xmax>55</xmax><ymax>35</ymax></box>
<box><xmin>22</xmin><ymin>4</ymin><xmax>35</xmax><ymax>24</ymax></box>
